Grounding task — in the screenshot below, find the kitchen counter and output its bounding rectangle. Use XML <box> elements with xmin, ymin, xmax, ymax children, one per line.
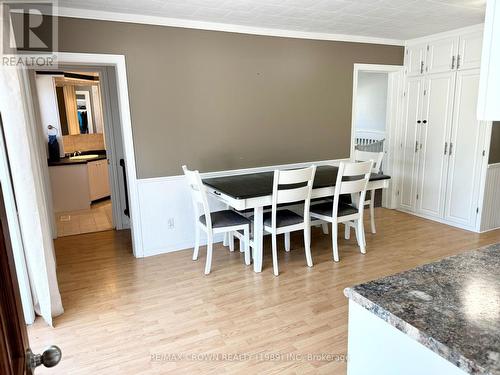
<box><xmin>344</xmin><ymin>243</ymin><xmax>500</xmax><ymax>375</ymax></box>
<box><xmin>48</xmin><ymin>152</ymin><xmax>107</xmax><ymax>166</ymax></box>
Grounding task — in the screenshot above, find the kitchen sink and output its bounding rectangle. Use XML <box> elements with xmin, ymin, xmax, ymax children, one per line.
<box><xmin>69</xmin><ymin>154</ymin><xmax>100</xmax><ymax>161</ymax></box>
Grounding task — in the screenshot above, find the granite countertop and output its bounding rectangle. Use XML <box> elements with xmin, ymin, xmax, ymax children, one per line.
<box><xmin>344</xmin><ymin>243</ymin><xmax>500</xmax><ymax>375</ymax></box>
<box><xmin>48</xmin><ymin>152</ymin><xmax>107</xmax><ymax>166</ymax></box>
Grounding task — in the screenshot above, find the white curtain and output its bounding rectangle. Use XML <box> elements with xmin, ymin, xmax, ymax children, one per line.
<box><xmin>0</xmin><ymin>67</ymin><xmax>64</xmax><ymax>326</ymax></box>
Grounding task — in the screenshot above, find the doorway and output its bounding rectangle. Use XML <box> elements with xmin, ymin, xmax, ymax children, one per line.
<box><xmin>351</xmin><ymin>64</ymin><xmax>405</xmax><ymax>209</ymax></box>
<box><xmin>31</xmin><ymin>66</ymin><xmax>130</xmax><ymax>238</ymax></box>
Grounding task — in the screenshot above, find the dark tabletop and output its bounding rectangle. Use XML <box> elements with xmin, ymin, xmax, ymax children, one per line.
<box><xmin>203</xmin><ymin>165</ymin><xmax>390</xmax><ymax>199</ymax></box>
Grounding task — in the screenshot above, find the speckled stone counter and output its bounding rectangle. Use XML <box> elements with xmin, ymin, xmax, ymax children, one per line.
<box><xmin>344</xmin><ymin>243</ymin><xmax>500</xmax><ymax>375</ymax></box>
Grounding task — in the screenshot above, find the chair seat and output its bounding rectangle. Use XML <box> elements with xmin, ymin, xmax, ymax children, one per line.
<box><xmin>200</xmin><ymin>210</ymin><xmax>250</xmax><ymax>228</ymax></box>
<box><xmin>260</xmin><ymin>209</ymin><xmax>304</xmax><ymax>228</ymax></box>
<box><xmin>310</xmin><ymin>202</ymin><xmax>358</xmax><ymax>218</ymax></box>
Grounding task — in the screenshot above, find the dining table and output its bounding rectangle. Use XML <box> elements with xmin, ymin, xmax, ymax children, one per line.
<box><xmin>203</xmin><ymin>164</ymin><xmax>391</xmax><ymax>273</ymax></box>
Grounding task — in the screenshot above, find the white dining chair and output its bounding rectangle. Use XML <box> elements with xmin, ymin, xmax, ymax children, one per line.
<box><xmin>182</xmin><ymin>165</ymin><xmax>251</xmax><ymax>275</ymax></box>
<box><xmin>251</xmin><ymin>166</ymin><xmax>316</xmax><ymax>276</ymax></box>
<box><xmin>353</xmin><ymin>150</ymin><xmax>384</xmax><ymax>234</ymax></box>
<box><xmin>310</xmin><ymin>161</ymin><xmax>372</xmax><ymax>262</ymax></box>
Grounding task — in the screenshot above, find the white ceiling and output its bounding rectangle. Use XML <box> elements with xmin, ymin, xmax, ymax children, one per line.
<box><xmin>58</xmin><ymin>0</ymin><xmax>486</xmax><ymax>41</ymax></box>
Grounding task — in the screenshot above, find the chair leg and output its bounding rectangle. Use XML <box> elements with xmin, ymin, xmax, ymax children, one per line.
<box><xmin>284</xmin><ymin>232</ymin><xmax>291</xmax><ymax>252</ymax></box>
<box><xmin>304</xmin><ymin>227</ymin><xmax>313</xmax><ymax>267</ymax></box>
<box><xmin>357</xmin><ymin>219</ymin><xmax>367</xmax><ymax>254</ymax></box>
<box><xmin>204</xmin><ymin>232</ymin><xmax>213</xmax><ymax>275</ymax></box>
<box><xmin>223</xmin><ymin>232</ymin><xmax>229</xmax><ymax>247</ymax></box>
<box><xmin>239</xmin><ymin>237</ymin><xmax>244</xmax><ymax>253</ymax></box>
<box><xmin>193</xmin><ymin>225</ymin><xmax>200</xmax><ymax>261</ymax></box>
<box><xmin>321</xmin><ymin>223</ymin><xmax>329</xmax><ymax>235</ymax></box>
<box><xmin>243</xmin><ymin>227</ymin><xmax>251</xmax><ymax>265</ymax></box>
<box><xmin>272</xmin><ymin>233</ymin><xmax>279</xmax><ymax>276</ymax></box>
<box><xmin>344</xmin><ymin>223</ymin><xmax>350</xmax><ymax>240</ymax></box>
<box><xmin>229</xmin><ymin>232</ymin><xmax>235</xmax><ymax>252</ymax></box>
<box><xmin>332</xmin><ymin>222</ymin><xmax>339</xmax><ymax>262</ymax></box>
<box><xmin>370</xmin><ymin>194</ymin><xmax>376</xmax><ymax>234</ymax></box>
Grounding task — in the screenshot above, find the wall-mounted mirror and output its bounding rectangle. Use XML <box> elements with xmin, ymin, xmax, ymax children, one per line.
<box><xmin>53</xmin><ymin>73</ymin><xmax>104</xmax><ymax>136</ymax></box>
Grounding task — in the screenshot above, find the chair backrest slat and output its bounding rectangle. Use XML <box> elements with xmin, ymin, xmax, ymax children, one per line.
<box><xmin>276</xmin><ymin>186</ymin><xmax>311</xmax><ymax>205</ymax></box>
<box><xmin>354</xmin><ymin>150</ymin><xmax>384</xmax><ymax>173</ymax></box>
<box><xmin>339</xmin><ymin>179</ymin><xmax>369</xmax><ymax>195</ymax></box>
<box><xmin>182</xmin><ymin>165</ymin><xmax>212</xmax><ymax>228</ymax></box>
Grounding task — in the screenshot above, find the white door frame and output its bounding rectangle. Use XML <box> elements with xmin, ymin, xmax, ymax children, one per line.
<box><xmin>50</xmin><ymin>53</ymin><xmax>141</xmax><ymax>257</ymax></box>
<box><xmin>350</xmin><ymin>63</ymin><xmax>405</xmax><ymax>209</ymax></box>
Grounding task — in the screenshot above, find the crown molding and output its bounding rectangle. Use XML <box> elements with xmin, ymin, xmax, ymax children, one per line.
<box><xmin>405</xmin><ymin>23</ymin><xmax>484</xmax><ymax>45</ymax></box>
<box><xmin>55</xmin><ymin>6</ymin><xmax>405</xmax><ymax>46</ymax></box>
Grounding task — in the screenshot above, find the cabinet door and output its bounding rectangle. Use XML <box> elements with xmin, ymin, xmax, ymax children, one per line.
<box><xmin>457</xmin><ymin>30</ymin><xmax>483</xmax><ymax>70</ymax></box>
<box><xmin>444</xmin><ymin>69</ymin><xmax>484</xmax><ymax>229</ymax></box>
<box><xmin>88</xmin><ymin>160</ymin><xmax>111</xmax><ymax>201</ymax></box>
<box><xmin>404</xmin><ymin>43</ymin><xmax>427</xmax><ymax>77</ymax></box>
<box><xmin>426</xmin><ymin>36</ymin><xmax>459</xmax><ymax>74</ymax></box>
<box><xmin>399</xmin><ymin>76</ymin><xmax>423</xmax><ymax>211</ymax></box>
<box><xmin>416</xmin><ymin>72</ymin><xmax>455</xmax><ymax>219</ymax></box>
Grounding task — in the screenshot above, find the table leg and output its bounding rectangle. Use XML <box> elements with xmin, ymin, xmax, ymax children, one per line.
<box><xmin>253</xmin><ymin>206</ymin><xmax>264</xmax><ymax>273</ymax></box>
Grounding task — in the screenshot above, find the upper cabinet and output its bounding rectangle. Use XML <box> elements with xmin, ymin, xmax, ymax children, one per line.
<box><xmin>404</xmin><ymin>43</ymin><xmax>427</xmax><ymax>76</ymax></box>
<box><xmin>427</xmin><ymin>36</ymin><xmax>458</xmax><ymax>74</ymax></box>
<box><xmin>478</xmin><ymin>0</ymin><xmax>500</xmax><ymax>121</ymax></box>
<box><xmin>405</xmin><ymin>28</ymin><xmax>483</xmax><ymax>77</ymax></box>
<box><xmin>457</xmin><ymin>31</ymin><xmax>483</xmax><ymax>71</ymax></box>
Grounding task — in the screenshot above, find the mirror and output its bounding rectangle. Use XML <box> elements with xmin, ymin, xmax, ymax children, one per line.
<box><xmin>54</xmin><ymin>74</ymin><xmax>104</xmax><ymax>136</ymax></box>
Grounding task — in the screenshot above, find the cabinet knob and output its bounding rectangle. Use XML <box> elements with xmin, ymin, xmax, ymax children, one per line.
<box><xmin>422</xmin><ymin>120</ymin><xmax>427</xmax><ymax>124</ymax></box>
<box><xmin>417</xmin><ymin>120</ymin><xmax>421</xmax><ymax>124</ymax></box>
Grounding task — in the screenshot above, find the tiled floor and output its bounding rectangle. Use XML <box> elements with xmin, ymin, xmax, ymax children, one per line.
<box><xmin>56</xmin><ymin>199</ymin><xmax>113</xmax><ymax>237</ymax></box>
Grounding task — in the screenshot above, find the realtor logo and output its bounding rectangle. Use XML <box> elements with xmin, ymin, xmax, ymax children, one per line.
<box><xmin>1</xmin><ymin>1</ymin><xmax>58</xmax><ymax>67</ymax></box>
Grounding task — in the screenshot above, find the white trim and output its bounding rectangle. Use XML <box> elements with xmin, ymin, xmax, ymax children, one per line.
<box><xmin>141</xmin><ymin>158</ymin><xmax>350</xmax><ymax>183</ymax></box>
<box><xmin>405</xmin><ymin>24</ymin><xmax>484</xmax><ymax>45</ymax></box>
<box><xmin>355</xmin><ymin>130</ymin><xmax>386</xmax><ymax>140</ymax></box>
<box><xmin>487</xmin><ymin>162</ymin><xmax>500</xmax><ymax>169</ymax></box>
<box><xmin>350</xmin><ymin>64</ymin><xmax>404</xmax><ymax>210</ymax></box>
<box><xmin>55</xmin><ymin>6</ymin><xmax>405</xmax><ymax>46</ymax></box>
<box><xmin>53</xmin><ymin>52</ymin><xmax>142</xmax><ymax>257</ymax></box>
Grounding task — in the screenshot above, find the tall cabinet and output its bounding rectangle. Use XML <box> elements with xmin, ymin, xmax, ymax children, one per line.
<box><xmin>399</xmin><ymin>28</ymin><xmax>489</xmax><ymax>231</ymax></box>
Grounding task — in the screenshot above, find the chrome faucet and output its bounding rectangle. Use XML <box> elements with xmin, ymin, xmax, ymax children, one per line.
<box><xmin>72</xmin><ymin>151</ymin><xmax>82</xmax><ymax>157</ymax></box>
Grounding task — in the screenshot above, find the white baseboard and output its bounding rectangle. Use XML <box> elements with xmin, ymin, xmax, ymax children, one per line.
<box><xmin>396</xmin><ymin>207</ymin><xmax>479</xmax><ymax>233</ymax></box>
<box><xmin>136</xmin><ymin>158</ymin><xmax>346</xmax><ymax>257</ymax></box>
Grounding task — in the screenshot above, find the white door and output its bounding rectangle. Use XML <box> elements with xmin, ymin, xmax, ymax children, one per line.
<box><xmin>416</xmin><ymin>72</ymin><xmax>455</xmax><ymax>218</ymax></box>
<box><xmin>426</xmin><ymin>36</ymin><xmax>459</xmax><ymax>74</ymax></box>
<box><xmin>405</xmin><ymin>43</ymin><xmax>427</xmax><ymax>77</ymax></box>
<box><xmin>444</xmin><ymin>69</ymin><xmax>484</xmax><ymax>228</ymax></box>
<box><xmin>457</xmin><ymin>31</ymin><xmax>483</xmax><ymax>70</ymax></box>
<box><xmin>399</xmin><ymin>76</ymin><xmax>423</xmax><ymax>211</ymax></box>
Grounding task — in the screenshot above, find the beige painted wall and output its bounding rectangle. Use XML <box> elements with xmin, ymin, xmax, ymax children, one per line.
<box><xmin>55</xmin><ymin>17</ymin><xmax>403</xmax><ymax>178</ymax></box>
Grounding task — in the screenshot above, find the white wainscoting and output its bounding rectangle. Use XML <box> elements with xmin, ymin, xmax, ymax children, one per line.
<box><xmin>480</xmin><ymin>163</ymin><xmax>500</xmax><ymax>232</ymax></box>
<box><xmin>136</xmin><ymin>159</ymin><xmax>346</xmax><ymax>257</ymax></box>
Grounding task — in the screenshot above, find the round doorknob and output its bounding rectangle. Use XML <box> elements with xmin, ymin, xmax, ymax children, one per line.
<box><xmin>41</xmin><ymin>346</ymin><xmax>62</xmax><ymax>368</ymax></box>
<box><xmin>29</xmin><ymin>345</ymin><xmax>62</xmax><ymax>370</ymax></box>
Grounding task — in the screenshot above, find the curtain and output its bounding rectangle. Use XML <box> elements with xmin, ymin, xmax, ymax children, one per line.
<box><xmin>0</xmin><ymin>67</ymin><xmax>64</xmax><ymax>326</ymax></box>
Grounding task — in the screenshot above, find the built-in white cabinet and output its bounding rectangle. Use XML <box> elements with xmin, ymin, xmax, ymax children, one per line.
<box><xmin>88</xmin><ymin>160</ymin><xmax>110</xmax><ymax>201</ymax></box>
<box><xmin>478</xmin><ymin>0</ymin><xmax>500</xmax><ymax>121</ymax></box>
<box><xmin>405</xmin><ymin>30</ymin><xmax>483</xmax><ymax>77</ymax></box>
<box><xmin>426</xmin><ymin>37</ymin><xmax>458</xmax><ymax>74</ymax></box>
<box><xmin>400</xmin><ymin>27</ymin><xmax>489</xmax><ymax>231</ymax></box>
<box><xmin>444</xmin><ymin>69</ymin><xmax>485</xmax><ymax>227</ymax></box>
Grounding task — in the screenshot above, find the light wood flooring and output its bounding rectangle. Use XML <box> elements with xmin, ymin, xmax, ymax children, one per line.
<box><xmin>28</xmin><ymin>208</ymin><xmax>500</xmax><ymax>374</ymax></box>
<box><xmin>56</xmin><ymin>198</ymin><xmax>113</xmax><ymax>237</ymax></box>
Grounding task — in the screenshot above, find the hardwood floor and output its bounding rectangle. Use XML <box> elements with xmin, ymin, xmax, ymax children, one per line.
<box><xmin>28</xmin><ymin>208</ymin><xmax>500</xmax><ymax>374</ymax></box>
